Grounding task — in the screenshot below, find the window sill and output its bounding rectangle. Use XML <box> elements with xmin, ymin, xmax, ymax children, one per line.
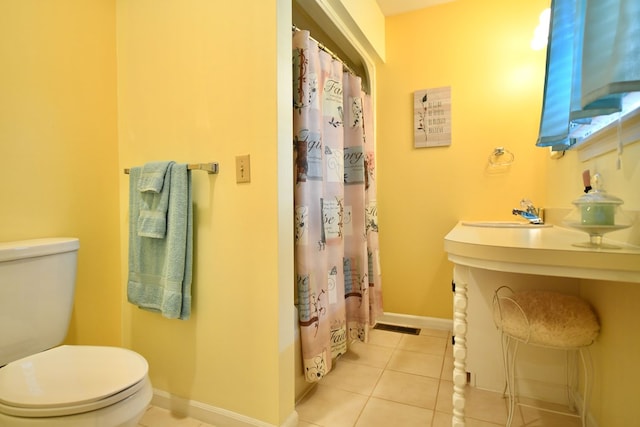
<box><xmin>575</xmin><ymin>106</ymin><xmax>640</xmax><ymax>162</ymax></box>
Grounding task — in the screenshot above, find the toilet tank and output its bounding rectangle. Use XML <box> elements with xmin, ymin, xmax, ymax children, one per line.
<box><xmin>0</xmin><ymin>238</ymin><xmax>80</xmax><ymax>366</ymax></box>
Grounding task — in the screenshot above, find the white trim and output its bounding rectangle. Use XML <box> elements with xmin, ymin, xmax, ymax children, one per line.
<box><xmin>151</xmin><ymin>389</ymin><xmax>299</xmax><ymax>427</ymax></box>
<box><xmin>376</xmin><ymin>312</ymin><xmax>453</xmax><ymax>331</ymax></box>
<box><xmin>295</xmin><ymin>0</ymin><xmax>378</xmax><ymax>96</ymax></box>
<box><xmin>576</xmin><ymin>105</ymin><xmax>640</xmax><ymax>162</ymax></box>
<box><xmin>279</xmin><ymin>411</ymin><xmax>299</xmax><ymax>427</ymax></box>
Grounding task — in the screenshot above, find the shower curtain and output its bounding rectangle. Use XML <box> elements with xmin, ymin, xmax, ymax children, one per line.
<box><xmin>293</xmin><ymin>29</ymin><xmax>383</xmax><ymax>383</ymax></box>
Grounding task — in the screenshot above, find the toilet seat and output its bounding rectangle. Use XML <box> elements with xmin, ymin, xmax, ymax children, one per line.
<box><xmin>0</xmin><ymin>345</ymin><xmax>149</xmax><ymax>418</ymax></box>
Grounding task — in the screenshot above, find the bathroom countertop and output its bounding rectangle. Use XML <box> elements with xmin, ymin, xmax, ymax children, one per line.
<box><xmin>444</xmin><ymin>222</ymin><xmax>640</xmax><ymax>283</ymax></box>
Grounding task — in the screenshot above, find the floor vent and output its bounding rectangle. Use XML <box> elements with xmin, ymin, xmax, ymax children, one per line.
<box><xmin>373</xmin><ymin>323</ymin><xmax>421</xmax><ymax>335</ymax></box>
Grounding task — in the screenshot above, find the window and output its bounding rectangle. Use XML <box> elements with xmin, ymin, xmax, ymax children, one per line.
<box><xmin>535</xmin><ymin>0</ymin><xmax>640</xmax><ymax>157</ymax></box>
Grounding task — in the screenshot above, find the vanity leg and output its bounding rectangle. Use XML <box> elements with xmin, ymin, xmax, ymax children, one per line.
<box><xmin>452</xmin><ymin>268</ymin><xmax>468</xmax><ymax>427</ymax></box>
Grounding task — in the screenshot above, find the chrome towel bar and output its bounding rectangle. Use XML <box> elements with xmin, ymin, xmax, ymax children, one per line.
<box><xmin>124</xmin><ymin>162</ymin><xmax>219</xmax><ymax>175</ymax></box>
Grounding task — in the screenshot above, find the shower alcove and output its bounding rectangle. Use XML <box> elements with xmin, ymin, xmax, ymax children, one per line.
<box><xmin>291</xmin><ymin>0</ymin><xmax>384</xmax><ymax>402</ymax></box>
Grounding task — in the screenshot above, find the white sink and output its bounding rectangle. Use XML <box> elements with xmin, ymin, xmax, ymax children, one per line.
<box><xmin>461</xmin><ymin>221</ymin><xmax>552</xmax><ymax>228</ymax></box>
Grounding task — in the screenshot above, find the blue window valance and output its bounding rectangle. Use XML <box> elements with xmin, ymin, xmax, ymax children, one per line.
<box><xmin>536</xmin><ymin>0</ymin><xmax>640</xmax><ymax>151</ymax></box>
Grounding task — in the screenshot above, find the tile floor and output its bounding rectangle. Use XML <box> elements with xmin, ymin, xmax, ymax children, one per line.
<box><xmin>295</xmin><ymin>326</ymin><xmax>582</xmax><ymax>427</ymax></box>
<box><xmin>136</xmin><ymin>326</ymin><xmax>581</xmax><ymax>426</ymax></box>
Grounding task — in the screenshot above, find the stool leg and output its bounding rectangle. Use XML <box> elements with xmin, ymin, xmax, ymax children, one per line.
<box><xmin>500</xmin><ymin>332</ymin><xmax>509</xmax><ymax>398</ymax></box>
<box><xmin>566</xmin><ymin>349</ymin><xmax>578</xmax><ymax>412</ymax></box>
<box><xmin>499</xmin><ymin>332</ymin><xmax>516</xmax><ymax>426</ymax></box>
<box><xmin>505</xmin><ymin>336</ymin><xmax>520</xmax><ymax>427</ymax></box>
<box><xmin>578</xmin><ymin>347</ymin><xmax>594</xmax><ymax>427</ymax></box>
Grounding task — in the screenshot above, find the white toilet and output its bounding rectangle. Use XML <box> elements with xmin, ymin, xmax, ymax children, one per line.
<box><xmin>0</xmin><ymin>238</ymin><xmax>152</xmax><ymax>426</ymax></box>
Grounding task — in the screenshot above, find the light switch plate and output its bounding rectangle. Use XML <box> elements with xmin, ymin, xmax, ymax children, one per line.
<box><xmin>236</xmin><ymin>155</ymin><xmax>251</xmax><ymax>183</ymax></box>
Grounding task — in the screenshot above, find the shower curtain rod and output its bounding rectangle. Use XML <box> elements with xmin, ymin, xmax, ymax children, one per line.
<box><xmin>123</xmin><ymin>162</ymin><xmax>219</xmax><ymax>174</ymax></box>
<box><xmin>292</xmin><ymin>25</ymin><xmax>357</xmax><ymax>76</ymax></box>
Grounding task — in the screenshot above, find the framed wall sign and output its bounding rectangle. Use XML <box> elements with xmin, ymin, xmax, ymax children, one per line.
<box><xmin>414</xmin><ymin>86</ymin><xmax>451</xmax><ymax>148</ymax></box>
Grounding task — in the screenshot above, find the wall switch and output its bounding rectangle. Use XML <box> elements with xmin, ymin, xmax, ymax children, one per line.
<box><xmin>235</xmin><ymin>154</ymin><xmax>251</xmax><ymax>183</ymax></box>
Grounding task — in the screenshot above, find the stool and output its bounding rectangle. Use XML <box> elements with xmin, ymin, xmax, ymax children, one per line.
<box><xmin>493</xmin><ymin>286</ymin><xmax>600</xmax><ymax>426</ymax></box>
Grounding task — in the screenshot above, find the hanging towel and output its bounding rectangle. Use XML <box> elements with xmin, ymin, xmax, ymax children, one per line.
<box><xmin>138</xmin><ymin>161</ymin><xmax>173</xmax><ymax>192</ymax></box>
<box><xmin>127</xmin><ymin>163</ymin><xmax>193</xmax><ymax>320</ymax></box>
<box><xmin>137</xmin><ymin>161</ymin><xmax>173</xmax><ymax>238</ymax></box>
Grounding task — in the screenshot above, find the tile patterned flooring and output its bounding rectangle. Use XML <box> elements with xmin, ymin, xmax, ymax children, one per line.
<box><xmin>137</xmin><ymin>326</ymin><xmax>581</xmax><ymax>426</ymax></box>
<box><xmin>295</xmin><ymin>327</ymin><xmax>582</xmax><ymax>427</ymax></box>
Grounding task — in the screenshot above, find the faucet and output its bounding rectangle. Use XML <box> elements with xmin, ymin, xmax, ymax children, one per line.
<box><xmin>512</xmin><ymin>199</ymin><xmax>544</xmax><ymax>224</ymax></box>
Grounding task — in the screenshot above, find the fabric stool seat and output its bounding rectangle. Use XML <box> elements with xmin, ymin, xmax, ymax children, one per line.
<box><xmin>494</xmin><ymin>289</ymin><xmax>599</xmax><ymax>348</ymax></box>
<box><xmin>493</xmin><ymin>287</ymin><xmax>600</xmax><ymax>427</ymax></box>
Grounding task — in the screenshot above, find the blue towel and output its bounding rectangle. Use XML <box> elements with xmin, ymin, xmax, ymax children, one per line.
<box><xmin>138</xmin><ymin>161</ymin><xmax>173</xmax><ymax>238</ymax></box>
<box><xmin>127</xmin><ymin>163</ymin><xmax>193</xmax><ymax>320</ymax></box>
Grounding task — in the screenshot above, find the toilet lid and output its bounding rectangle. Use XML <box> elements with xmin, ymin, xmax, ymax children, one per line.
<box><xmin>0</xmin><ymin>345</ymin><xmax>148</xmax><ymax>415</ymax></box>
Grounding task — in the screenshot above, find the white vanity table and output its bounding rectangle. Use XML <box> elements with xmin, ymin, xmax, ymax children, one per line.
<box><xmin>444</xmin><ymin>222</ymin><xmax>640</xmax><ymax>427</ymax></box>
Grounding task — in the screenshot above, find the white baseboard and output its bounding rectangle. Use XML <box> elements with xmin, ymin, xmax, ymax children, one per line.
<box><xmin>376</xmin><ymin>312</ymin><xmax>453</xmax><ymax>332</ymax></box>
<box><xmin>151</xmin><ymin>389</ymin><xmax>299</xmax><ymax>427</ymax></box>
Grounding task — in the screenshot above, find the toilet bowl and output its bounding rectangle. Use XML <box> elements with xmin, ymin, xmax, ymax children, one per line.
<box><xmin>0</xmin><ymin>346</ymin><xmax>152</xmax><ymax>426</ymax></box>
<box><xmin>0</xmin><ymin>238</ymin><xmax>153</xmax><ymax>426</ymax></box>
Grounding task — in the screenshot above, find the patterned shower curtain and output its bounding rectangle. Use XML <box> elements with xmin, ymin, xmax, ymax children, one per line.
<box><xmin>293</xmin><ymin>29</ymin><xmax>383</xmax><ymax>383</ymax></box>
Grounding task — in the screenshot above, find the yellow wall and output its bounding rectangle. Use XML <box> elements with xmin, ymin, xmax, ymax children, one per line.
<box><xmin>546</xmin><ymin>143</ymin><xmax>640</xmax><ymax>218</ymax></box>
<box><xmin>544</xmin><ymin>97</ymin><xmax>640</xmax><ymax>427</ymax></box>
<box><xmin>580</xmin><ymin>279</ymin><xmax>640</xmax><ymax>426</ymax></box>
<box><xmin>378</xmin><ymin>3</ymin><xmax>640</xmax><ymax>424</ymax></box>
<box><xmin>0</xmin><ymin>0</ymin><xmax>121</xmax><ymax>346</ymax></box>
<box><xmin>116</xmin><ymin>0</ymin><xmax>294</xmax><ymax>424</ymax></box>
<box><xmin>377</xmin><ymin>0</ymin><xmax>550</xmax><ymax>319</ymax></box>
<box><xmin>339</xmin><ymin>0</ymin><xmax>386</xmax><ymax>61</ymax></box>
<box><xmin>4</xmin><ymin>0</ymin><xmax>637</xmax><ymax>425</ymax></box>
<box><xmin>1</xmin><ymin>1</ymin><xmax>293</xmax><ymax>424</ymax></box>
